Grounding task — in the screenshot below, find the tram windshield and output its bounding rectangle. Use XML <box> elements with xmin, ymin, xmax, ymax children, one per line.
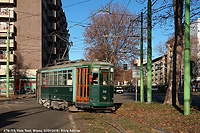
<box><xmin>100</xmin><ymin>72</ymin><xmax>109</xmax><ymax>85</ymax></box>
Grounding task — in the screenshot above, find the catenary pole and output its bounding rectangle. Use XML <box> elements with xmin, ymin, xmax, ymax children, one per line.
<box><xmin>140</xmin><ymin>12</ymin><xmax>144</xmax><ymax>102</ymax></box>
<box><xmin>184</xmin><ymin>0</ymin><xmax>190</xmax><ymax>115</ymax></box>
<box><xmin>147</xmin><ymin>0</ymin><xmax>152</xmax><ymax>102</ymax></box>
<box><xmin>6</xmin><ymin>9</ymin><xmax>10</xmax><ymax>98</ymax></box>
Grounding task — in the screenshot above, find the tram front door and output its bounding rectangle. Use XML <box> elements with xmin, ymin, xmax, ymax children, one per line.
<box><xmin>76</xmin><ymin>67</ymin><xmax>89</xmax><ymax>102</ymax></box>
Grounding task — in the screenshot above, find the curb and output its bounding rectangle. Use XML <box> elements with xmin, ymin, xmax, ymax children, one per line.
<box><xmin>0</xmin><ymin>94</ymin><xmax>35</xmax><ymax>100</ymax></box>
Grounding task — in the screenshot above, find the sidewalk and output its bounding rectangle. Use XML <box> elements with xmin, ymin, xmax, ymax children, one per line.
<box><xmin>0</xmin><ymin>94</ymin><xmax>35</xmax><ymax>100</ymax></box>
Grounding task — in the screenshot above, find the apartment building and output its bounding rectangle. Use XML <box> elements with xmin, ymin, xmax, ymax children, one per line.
<box><xmin>144</xmin><ymin>55</ymin><xmax>167</xmax><ymax>86</ymax></box>
<box><xmin>190</xmin><ymin>18</ymin><xmax>200</xmax><ymax>81</ymax></box>
<box><xmin>0</xmin><ymin>0</ymin><xmax>70</xmax><ymax>95</ymax></box>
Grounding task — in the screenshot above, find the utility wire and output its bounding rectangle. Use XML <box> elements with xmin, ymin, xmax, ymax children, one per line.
<box><xmin>62</xmin><ymin>0</ymin><xmax>92</xmax><ymax>8</ymax></box>
<box><xmin>69</xmin><ymin>0</ymin><xmax>114</xmax><ymax>28</ymax></box>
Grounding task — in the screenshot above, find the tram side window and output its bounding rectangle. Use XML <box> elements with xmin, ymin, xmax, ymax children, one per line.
<box><xmin>46</xmin><ymin>72</ymin><xmax>49</xmax><ymax>85</ymax></box>
<box><xmin>92</xmin><ymin>73</ymin><xmax>98</xmax><ymax>85</ymax></box>
<box><xmin>110</xmin><ymin>67</ymin><xmax>114</xmax><ymax>85</ymax></box>
<box><xmin>49</xmin><ymin>72</ymin><xmax>54</xmax><ymax>85</ymax></box>
<box><xmin>100</xmin><ymin>72</ymin><xmax>109</xmax><ymax>85</ymax></box>
<box><xmin>63</xmin><ymin>71</ymin><xmax>67</xmax><ymax>85</ymax></box>
<box><xmin>54</xmin><ymin>71</ymin><xmax>57</xmax><ymax>85</ymax></box>
<box><xmin>68</xmin><ymin>70</ymin><xmax>72</xmax><ymax>85</ymax></box>
<box><xmin>58</xmin><ymin>71</ymin><xmax>63</xmax><ymax>85</ymax></box>
<box><xmin>42</xmin><ymin>73</ymin><xmax>45</xmax><ymax>85</ymax></box>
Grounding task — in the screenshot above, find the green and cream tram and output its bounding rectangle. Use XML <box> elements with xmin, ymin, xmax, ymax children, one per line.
<box><xmin>36</xmin><ymin>59</ymin><xmax>115</xmax><ymax>111</ymax></box>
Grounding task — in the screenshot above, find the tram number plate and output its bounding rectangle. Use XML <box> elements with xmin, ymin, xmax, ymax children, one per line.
<box><xmin>103</xmin><ymin>90</ymin><xmax>107</xmax><ymax>93</ymax></box>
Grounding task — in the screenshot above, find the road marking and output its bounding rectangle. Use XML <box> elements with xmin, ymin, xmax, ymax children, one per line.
<box><xmin>69</xmin><ymin>114</ymin><xmax>76</xmax><ymax>129</ymax></box>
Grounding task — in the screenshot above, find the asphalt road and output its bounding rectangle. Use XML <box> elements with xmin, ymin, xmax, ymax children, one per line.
<box><xmin>0</xmin><ymin>98</ymin><xmax>89</xmax><ymax>133</ymax></box>
<box><xmin>0</xmin><ymin>92</ymin><xmax>199</xmax><ymax>133</ymax></box>
<box><xmin>114</xmin><ymin>91</ymin><xmax>200</xmax><ymax>107</ymax></box>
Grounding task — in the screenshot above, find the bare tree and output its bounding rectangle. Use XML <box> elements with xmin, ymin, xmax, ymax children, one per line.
<box><xmin>83</xmin><ymin>2</ymin><xmax>143</xmax><ymax>67</ymax></box>
<box><xmin>163</xmin><ymin>34</ymin><xmax>199</xmax><ymax>105</ymax></box>
<box><xmin>135</xmin><ymin>0</ymin><xmax>200</xmax><ymax>105</ymax></box>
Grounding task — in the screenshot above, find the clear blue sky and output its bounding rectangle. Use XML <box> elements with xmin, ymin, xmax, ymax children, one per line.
<box><xmin>61</xmin><ymin>0</ymin><xmax>174</xmax><ymax>61</ymax></box>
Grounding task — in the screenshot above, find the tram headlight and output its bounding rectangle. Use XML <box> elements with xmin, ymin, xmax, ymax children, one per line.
<box><xmin>103</xmin><ymin>96</ymin><xmax>107</xmax><ymax>100</ymax></box>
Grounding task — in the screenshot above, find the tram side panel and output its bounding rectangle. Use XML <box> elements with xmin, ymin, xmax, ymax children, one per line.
<box><xmin>40</xmin><ymin>86</ymin><xmax>73</xmax><ymax>101</ymax></box>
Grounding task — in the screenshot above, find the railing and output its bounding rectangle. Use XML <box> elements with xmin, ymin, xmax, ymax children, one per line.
<box><xmin>0</xmin><ymin>39</ymin><xmax>6</xmax><ymax>44</ymax></box>
<box><xmin>0</xmin><ymin>54</ymin><xmax>14</xmax><ymax>62</ymax></box>
<box><xmin>47</xmin><ymin>10</ymin><xmax>56</xmax><ymax>18</ymax></box>
<box><xmin>0</xmin><ymin>0</ymin><xmax>14</xmax><ymax>4</ymax></box>
<box><xmin>0</xmin><ymin>24</ymin><xmax>14</xmax><ymax>33</ymax></box>
<box><xmin>0</xmin><ymin>9</ymin><xmax>14</xmax><ymax>18</ymax></box>
<box><xmin>0</xmin><ymin>8</ymin><xmax>9</xmax><ymax>15</ymax></box>
<box><xmin>0</xmin><ymin>54</ymin><xmax>6</xmax><ymax>59</ymax></box>
<box><xmin>47</xmin><ymin>22</ymin><xmax>56</xmax><ymax>30</ymax></box>
<box><xmin>0</xmin><ymin>39</ymin><xmax>14</xmax><ymax>48</ymax></box>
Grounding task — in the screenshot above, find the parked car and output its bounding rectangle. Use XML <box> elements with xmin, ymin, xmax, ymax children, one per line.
<box><xmin>152</xmin><ymin>84</ymin><xmax>158</xmax><ymax>92</ymax></box>
<box><xmin>25</xmin><ymin>88</ymin><xmax>35</xmax><ymax>94</ymax></box>
<box><xmin>114</xmin><ymin>86</ymin><xmax>124</xmax><ymax>94</ymax></box>
<box><xmin>128</xmin><ymin>87</ymin><xmax>135</xmax><ymax>92</ymax></box>
<box><xmin>17</xmin><ymin>89</ymin><xmax>25</xmax><ymax>94</ymax></box>
<box><xmin>128</xmin><ymin>87</ymin><xmax>140</xmax><ymax>93</ymax></box>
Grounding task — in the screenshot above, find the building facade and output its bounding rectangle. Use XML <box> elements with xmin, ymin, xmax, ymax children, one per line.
<box><xmin>0</xmin><ymin>0</ymin><xmax>70</xmax><ymax>95</ymax></box>
<box><xmin>144</xmin><ymin>55</ymin><xmax>167</xmax><ymax>86</ymax></box>
<box><xmin>190</xmin><ymin>18</ymin><xmax>200</xmax><ymax>81</ymax></box>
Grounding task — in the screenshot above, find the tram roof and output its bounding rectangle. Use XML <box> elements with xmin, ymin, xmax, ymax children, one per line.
<box><xmin>37</xmin><ymin>59</ymin><xmax>113</xmax><ymax>72</ymax></box>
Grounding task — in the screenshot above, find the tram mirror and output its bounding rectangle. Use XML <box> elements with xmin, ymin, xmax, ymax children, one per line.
<box><xmin>89</xmin><ymin>75</ymin><xmax>92</xmax><ymax>82</ymax></box>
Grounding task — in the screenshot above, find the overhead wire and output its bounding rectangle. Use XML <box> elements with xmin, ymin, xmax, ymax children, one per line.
<box><xmin>62</xmin><ymin>0</ymin><xmax>92</xmax><ymax>8</ymax></box>
<box><xmin>69</xmin><ymin>0</ymin><xmax>160</xmax><ymax>55</ymax></box>
<box><xmin>69</xmin><ymin>0</ymin><xmax>114</xmax><ymax>28</ymax></box>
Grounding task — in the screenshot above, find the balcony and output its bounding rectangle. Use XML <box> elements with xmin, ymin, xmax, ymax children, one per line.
<box><xmin>47</xmin><ymin>35</ymin><xmax>56</xmax><ymax>43</ymax></box>
<box><xmin>0</xmin><ymin>24</ymin><xmax>14</xmax><ymax>33</ymax></box>
<box><xmin>56</xmin><ymin>22</ymin><xmax>60</xmax><ymax>30</ymax></box>
<box><xmin>0</xmin><ymin>0</ymin><xmax>14</xmax><ymax>4</ymax></box>
<box><xmin>47</xmin><ymin>22</ymin><xmax>56</xmax><ymax>31</ymax></box>
<box><xmin>47</xmin><ymin>0</ymin><xmax>57</xmax><ymax>9</ymax></box>
<box><xmin>0</xmin><ymin>39</ymin><xmax>14</xmax><ymax>48</ymax></box>
<box><xmin>56</xmin><ymin>0</ymin><xmax>62</xmax><ymax>9</ymax></box>
<box><xmin>47</xmin><ymin>10</ymin><xmax>56</xmax><ymax>21</ymax></box>
<box><xmin>0</xmin><ymin>54</ymin><xmax>14</xmax><ymax>62</ymax></box>
<box><xmin>0</xmin><ymin>9</ymin><xmax>14</xmax><ymax>19</ymax></box>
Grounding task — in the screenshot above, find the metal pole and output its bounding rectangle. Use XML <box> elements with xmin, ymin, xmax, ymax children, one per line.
<box><xmin>6</xmin><ymin>9</ymin><xmax>10</xmax><ymax>98</ymax></box>
<box><xmin>136</xmin><ymin>77</ymin><xmax>137</xmax><ymax>102</ymax></box>
<box><xmin>140</xmin><ymin>12</ymin><xmax>144</xmax><ymax>102</ymax></box>
<box><xmin>147</xmin><ymin>0</ymin><xmax>152</xmax><ymax>102</ymax></box>
<box><xmin>184</xmin><ymin>0</ymin><xmax>190</xmax><ymax>115</ymax></box>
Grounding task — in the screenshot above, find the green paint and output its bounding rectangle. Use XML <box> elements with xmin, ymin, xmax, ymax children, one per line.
<box><xmin>140</xmin><ymin>12</ymin><xmax>144</xmax><ymax>102</ymax></box>
<box><xmin>184</xmin><ymin>0</ymin><xmax>190</xmax><ymax>115</ymax></box>
<box><xmin>6</xmin><ymin>29</ymin><xmax>9</xmax><ymax>98</ymax></box>
<box><xmin>41</xmin><ymin>86</ymin><xmax>73</xmax><ymax>101</ymax></box>
<box><xmin>147</xmin><ymin>0</ymin><xmax>152</xmax><ymax>102</ymax></box>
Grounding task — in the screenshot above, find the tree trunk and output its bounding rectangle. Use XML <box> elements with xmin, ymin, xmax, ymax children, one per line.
<box><xmin>164</xmin><ymin>0</ymin><xmax>183</xmax><ymax>105</ymax></box>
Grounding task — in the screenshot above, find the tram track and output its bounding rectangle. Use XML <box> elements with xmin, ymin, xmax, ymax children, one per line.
<box><xmin>107</xmin><ymin>107</ymin><xmax>170</xmax><ymax>133</ymax></box>
<box><xmin>121</xmin><ymin>108</ymin><xmax>170</xmax><ymax>133</ymax></box>
<box><xmin>99</xmin><ymin>107</ymin><xmax>170</xmax><ymax>133</ymax></box>
<box><xmin>107</xmin><ymin>113</ymin><xmax>126</xmax><ymax>133</ymax></box>
<box><xmin>81</xmin><ymin>107</ymin><xmax>170</xmax><ymax>132</ymax></box>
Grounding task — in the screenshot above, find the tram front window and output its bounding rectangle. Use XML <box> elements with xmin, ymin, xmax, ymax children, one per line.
<box><xmin>100</xmin><ymin>72</ymin><xmax>109</xmax><ymax>85</ymax></box>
